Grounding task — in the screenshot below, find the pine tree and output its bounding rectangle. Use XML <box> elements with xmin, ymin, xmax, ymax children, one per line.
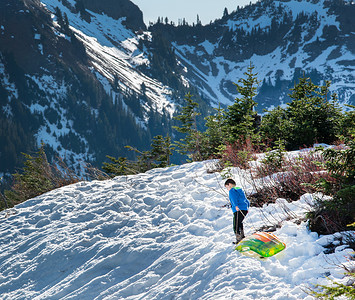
<box><xmin>4</xmin><ymin>144</ymin><xmax>79</xmax><ymax>206</ymax></box>
<box><xmin>55</xmin><ymin>7</ymin><xmax>64</xmax><ymax>29</ymax></box>
<box><xmin>102</xmin><ymin>156</ymin><xmax>131</xmax><ymax>176</ymax></box>
<box><xmin>260</xmin><ymin>76</ymin><xmax>343</xmax><ymax>149</ymax></box>
<box><xmin>149</xmin><ymin>135</ymin><xmax>173</xmax><ymax>167</ymax></box>
<box><xmin>203</xmin><ymin>104</ymin><xmax>227</xmax><ymax>158</ymax></box>
<box><xmin>225</xmin><ymin>63</ymin><xmax>260</xmax><ymax>143</ymax></box>
<box><xmin>173</xmin><ymin>93</ymin><xmax>202</xmax><ymax>161</ymax></box>
<box><xmin>102</xmin><ymin>135</ymin><xmax>173</xmax><ymax>176</ymax></box>
<box><xmin>339</xmin><ymin>104</ymin><xmax>355</xmax><ymax>138</ymax></box>
<box><xmin>286</xmin><ymin>77</ymin><xmax>342</xmax><ymax>148</ymax></box>
<box><xmin>63</xmin><ymin>13</ymin><xmax>70</xmax><ymax>35</ymax></box>
<box><xmin>5</xmin><ymin>145</ymin><xmax>54</xmax><ymax>205</ymax></box>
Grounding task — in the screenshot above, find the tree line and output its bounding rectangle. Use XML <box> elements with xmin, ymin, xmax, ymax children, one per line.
<box><xmin>103</xmin><ymin>63</ymin><xmax>352</xmax><ymax>175</ymax></box>
<box><xmin>1</xmin><ymin>64</ymin><xmax>354</xmax><ymax>209</ymax></box>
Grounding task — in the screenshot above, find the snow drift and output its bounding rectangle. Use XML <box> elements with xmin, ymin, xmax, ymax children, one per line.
<box><xmin>0</xmin><ymin>161</ymin><xmax>353</xmax><ymax>299</ymax></box>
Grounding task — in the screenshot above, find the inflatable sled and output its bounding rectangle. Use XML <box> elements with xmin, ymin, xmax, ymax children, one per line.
<box><xmin>235</xmin><ymin>232</ymin><xmax>286</xmax><ymax>258</ymax></box>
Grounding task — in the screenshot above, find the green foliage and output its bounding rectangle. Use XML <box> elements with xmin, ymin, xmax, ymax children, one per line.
<box><xmin>259</xmin><ymin>106</ymin><xmax>292</xmax><ymax>144</ymax></box>
<box><xmin>308</xmin><ymin>136</ymin><xmax>355</xmax><ymax>234</ymax></box>
<box><xmin>150</xmin><ymin>135</ymin><xmax>173</xmax><ymax>167</ymax></box>
<box><xmin>261</xmin><ymin>77</ymin><xmax>343</xmax><ymax>150</ymax></box>
<box><xmin>339</xmin><ymin>104</ymin><xmax>355</xmax><ymax>138</ymax></box>
<box><xmin>4</xmin><ymin>144</ymin><xmax>79</xmax><ymax>207</ymax></box>
<box><xmin>225</xmin><ymin>63</ymin><xmax>260</xmax><ymax>143</ymax></box>
<box><xmin>261</xmin><ymin>139</ymin><xmax>286</xmax><ymax>174</ymax></box>
<box><xmin>312</xmin><ymin>136</ymin><xmax>355</xmax><ymax>199</ymax></box>
<box><xmin>173</xmin><ymin>93</ymin><xmax>204</xmax><ymax>161</ymax></box>
<box><xmin>310</xmin><ymin>272</ymin><xmax>355</xmax><ymax>299</ymax></box>
<box><xmin>202</xmin><ymin>104</ymin><xmax>227</xmax><ymax>158</ymax></box>
<box><xmin>102</xmin><ymin>156</ymin><xmax>131</xmax><ymax>176</ymax></box>
<box><xmin>220</xmin><ymin>160</ymin><xmax>233</xmax><ymax>180</ymax></box>
<box><xmin>173</xmin><ymin>92</ymin><xmax>200</xmax><ymax>135</ymax></box>
<box><xmin>102</xmin><ymin>135</ymin><xmax>173</xmax><ymax>176</ymax></box>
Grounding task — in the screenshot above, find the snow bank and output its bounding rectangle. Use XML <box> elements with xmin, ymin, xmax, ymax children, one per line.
<box><xmin>0</xmin><ymin>161</ymin><xmax>353</xmax><ymax>299</ymax></box>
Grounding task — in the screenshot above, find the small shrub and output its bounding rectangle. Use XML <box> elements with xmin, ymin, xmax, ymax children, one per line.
<box><xmin>259</xmin><ymin>139</ymin><xmax>286</xmax><ymax>176</ymax></box>
<box><xmin>4</xmin><ymin>144</ymin><xmax>80</xmax><ymax>208</ymax></box>
<box><xmin>307</xmin><ymin>137</ymin><xmax>355</xmax><ymax>234</ymax></box>
<box><xmin>310</xmin><ymin>274</ymin><xmax>355</xmax><ymax>299</ymax></box>
<box><xmin>249</xmin><ymin>148</ymin><xmax>332</xmax><ymax>205</ymax></box>
<box><xmin>220</xmin><ymin>161</ymin><xmax>233</xmax><ymax>180</ymax></box>
<box><xmin>309</xmin><ymin>249</ymin><xmax>355</xmax><ymax>299</ymax></box>
<box><xmin>219</xmin><ymin>138</ymin><xmax>259</xmax><ymax>170</ymax></box>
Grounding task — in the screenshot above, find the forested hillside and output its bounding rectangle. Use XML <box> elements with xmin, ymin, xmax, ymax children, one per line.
<box><xmin>0</xmin><ymin>0</ymin><xmax>354</xmax><ymax>178</ymax></box>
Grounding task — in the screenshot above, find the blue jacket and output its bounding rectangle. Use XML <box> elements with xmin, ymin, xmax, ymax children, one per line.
<box><xmin>229</xmin><ymin>187</ymin><xmax>250</xmax><ymax>213</ymax></box>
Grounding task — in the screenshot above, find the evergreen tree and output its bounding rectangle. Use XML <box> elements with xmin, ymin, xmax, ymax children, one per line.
<box><xmin>4</xmin><ymin>144</ymin><xmax>78</xmax><ymax>206</ymax></box>
<box><xmin>63</xmin><ymin>12</ymin><xmax>71</xmax><ymax>35</ymax></box>
<box><xmin>260</xmin><ymin>76</ymin><xmax>343</xmax><ymax>149</ymax></box>
<box><xmin>259</xmin><ymin>106</ymin><xmax>291</xmax><ymax>144</ymax></box>
<box><xmin>102</xmin><ymin>156</ymin><xmax>131</xmax><ymax>176</ymax></box>
<box><xmin>339</xmin><ymin>104</ymin><xmax>355</xmax><ymax>138</ymax></box>
<box><xmin>202</xmin><ymin>104</ymin><xmax>227</xmax><ymax>158</ymax></box>
<box><xmin>5</xmin><ymin>145</ymin><xmax>52</xmax><ymax>205</ymax></box>
<box><xmin>173</xmin><ymin>93</ymin><xmax>203</xmax><ymax>161</ymax></box>
<box><xmin>102</xmin><ymin>135</ymin><xmax>173</xmax><ymax>176</ymax></box>
<box><xmin>55</xmin><ymin>7</ymin><xmax>64</xmax><ymax>29</ymax></box>
<box><xmin>149</xmin><ymin>135</ymin><xmax>173</xmax><ymax>167</ymax></box>
<box><xmin>225</xmin><ymin>63</ymin><xmax>260</xmax><ymax>143</ymax></box>
<box><xmin>308</xmin><ymin>135</ymin><xmax>355</xmax><ymax>234</ymax></box>
<box><xmin>287</xmin><ymin>78</ymin><xmax>341</xmax><ymax>147</ymax></box>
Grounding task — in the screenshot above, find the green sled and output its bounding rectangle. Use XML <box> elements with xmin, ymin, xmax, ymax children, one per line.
<box><xmin>235</xmin><ymin>231</ymin><xmax>286</xmax><ymax>257</ymax></box>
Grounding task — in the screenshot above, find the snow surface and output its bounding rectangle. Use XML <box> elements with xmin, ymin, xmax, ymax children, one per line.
<box><xmin>0</xmin><ymin>161</ymin><xmax>354</xmax><ymax>299</ymax></box>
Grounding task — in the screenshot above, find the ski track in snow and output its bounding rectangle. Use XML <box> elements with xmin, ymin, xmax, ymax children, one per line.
<box><xmin>0</xmin><ymin>161</ymin><xmax>353</xmax><ymax>299</ymax></box>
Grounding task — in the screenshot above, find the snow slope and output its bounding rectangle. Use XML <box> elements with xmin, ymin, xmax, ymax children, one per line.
<box><xmin>40</xmin><ymin>0</ymin><xmax>175</xmax><ymax>118</ymax></box>
<box><xmin>0</xmin><ymin>161</ymin><xmax>353</xmax><ymax>299</ymax></box>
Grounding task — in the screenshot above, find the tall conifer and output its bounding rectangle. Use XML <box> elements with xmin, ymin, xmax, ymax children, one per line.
<box><xmin>225</xmin><ymin>63</ymin><xmax>259</xmax><ymax>143</ymax></box>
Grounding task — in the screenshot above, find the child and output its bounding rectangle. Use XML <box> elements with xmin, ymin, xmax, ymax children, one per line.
<box><xmin>225</xmin><ymin>178</ymin><xmax>250</xmax><ymax>243</ymax></box>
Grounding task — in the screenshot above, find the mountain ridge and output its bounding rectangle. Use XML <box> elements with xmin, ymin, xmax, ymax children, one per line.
<box><xmin>0</xmin><ymin>0</ymin><xmax>354</xmax><ymax>176</ymax></box>
<box><xmin>148</xmin><ymin>0</ymin><xmax>355</xmax><ymax>109</ymax></box>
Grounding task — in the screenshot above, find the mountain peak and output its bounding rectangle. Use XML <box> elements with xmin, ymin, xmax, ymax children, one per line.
<box><xmin>80</xmin><ymin>0</ymin><xmax>146</xmax><ymax>30</ymax></box>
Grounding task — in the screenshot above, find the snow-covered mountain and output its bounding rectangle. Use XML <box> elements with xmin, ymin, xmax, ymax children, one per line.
<box><xmin>1</xmin><ymin>0</ymin><xmax>354</xmax><ymax>175</ymax></box>
<box><xmin>0</xmin><ymin>0</ymin><xmax>178</xmax><ymax>175</ymax></box>
<box><xmin>150</xmin><ymin>0</ymin><xmax>355</xmax><ymax>110</ymax></box>
<box><xmin>0</xmin><ymin>159</ymin><xmax>353</xmax><ymax>299</ymax></box>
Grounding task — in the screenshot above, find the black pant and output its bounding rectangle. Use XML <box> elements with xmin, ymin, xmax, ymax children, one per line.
<box><xmin>233</xmin><ymin>210</ymin><xmax>248</xmax><ymax>234</ymax></box>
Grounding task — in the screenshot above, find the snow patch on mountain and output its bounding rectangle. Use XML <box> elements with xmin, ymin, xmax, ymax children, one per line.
<box><xmin>171</xmin><ymin>0</ymin><xmax>355</xmax><ymax>108</ymax></box>
<box><xmin>41</xmin><ymin>0</ymin><xmax>176</xmax><ymax>118</ymax></box>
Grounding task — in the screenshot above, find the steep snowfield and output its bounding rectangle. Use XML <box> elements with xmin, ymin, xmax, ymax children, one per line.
<box><xmin>41</xmin><ymin>0</ymin><xmax>175</xmax><ymax>117</ymax></box>
<box><xmin>0</xmin><ymin>161</ymin><xmax>353</xmax><ymax>299</ymax></box>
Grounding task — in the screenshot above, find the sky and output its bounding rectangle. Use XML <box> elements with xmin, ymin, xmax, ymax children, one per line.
<box><xmin>131</xmin><ymin>0</ymin><xmax>259</xmax><ymax>26</ymax></box>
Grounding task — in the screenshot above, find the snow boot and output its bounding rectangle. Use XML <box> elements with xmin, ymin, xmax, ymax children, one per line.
<box><xmin>233</xmin><ymin>232</ymin><xmax>242</xmax><ymax>244</ymax></box>
<box><xmin>240</xmin><ymin>229</ymin><xmax>245</xmax><ymax>239</ymax></box>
